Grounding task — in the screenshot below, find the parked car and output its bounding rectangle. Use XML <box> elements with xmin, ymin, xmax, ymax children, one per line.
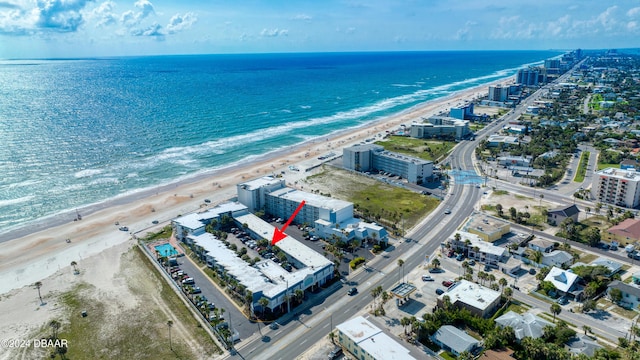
<box><xmin>557</xmin><ymin>297</ymin><xmax>569</xmax><ymax>305</ymax></box>
<box><xmin>442</xmin><ymin>280</ymin><xmax>454</xmax><ymax>287</ymax></box>
<box><xmin>347</xmin><ymin>287</ymin><xmax>358</xmax><ymax>296</ymax></box>
<box><xmin>456</xmin><ymin>254</ymin><xmax>465</xmax><ymax>261</ymax></box>
<box><xmin>422</xmin><ymin>275</ymin><xmax>434</xmax><ymax>282</ymax></box>
<box><xmin>328</xmin><ymin>347</ymin><xmax>343</xmax><ymax>360</ymax></box>
<box><xmin>435</xmin><ymin>288</ymin><xmax>445</xmax><ymax>295</ymax></box>
<box><xmin>182</xmin><ymin>277</ymin><xmax>195</xmax><ymax>285</ymax></box>
<box><xmin>191</xmin><ymin>287</ymin><xmax>201</xmax><ymax>294</ymax></box>
<box><xmin>468</xmin><ymin>260</ymin><xmax>476</xmax><ymax>266</ymax></box>
<box><xmin>429</xmin><ymin>267</ymin><xmax>444</xmax><ymax>273</ymax></box>
<box><xmin>529</xmin><ymin>268</ymin><xmax>537</xmax><ymax>275</ymax></box>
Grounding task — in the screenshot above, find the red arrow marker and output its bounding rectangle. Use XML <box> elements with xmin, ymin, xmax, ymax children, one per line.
<box><xmin>271</xmin><ymin>200</ymin><xmax>306</xmax><ymax>245</ymax></box>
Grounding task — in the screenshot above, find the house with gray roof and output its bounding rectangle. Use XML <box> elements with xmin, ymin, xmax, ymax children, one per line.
<box><xmin>608</xmin><ymin>280</ymin><xmax>640</xmax><ymax>309</ymax></box>
<box><xmin>542</xmin><ymin>250</ymin><xmax>574</xmax><ymax>268</ymax></box>
<box><xmin>495</xmin><ymin>311</ymin><xmax>553</xmax><ymax>341</ymax></box>
<box><xmin>565</xmin><ymin>334</ymin><xmax>603</xmax><ymax>357</ymax></box>
<box><xmin>590</xmin><ymin>258</ymin><xmax>623</xmax><ymax>276</ymax></box>
<box><xmin>547</xmin><ymin>204</ymin><xmax>580</xmax><ymax>226</ymax></box>
<box><xmin>430</xmin><ymin>325</ymin><xmax>482</xmax><ymax>356</ymax></box>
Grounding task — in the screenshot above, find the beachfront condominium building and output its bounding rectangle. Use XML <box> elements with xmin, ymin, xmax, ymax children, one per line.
<box><xmin>266</xmin><ymin>187</ymin><xmax>353</xmax><ymax>226</ymax></box>
<box><xmin>591</xmin><ymin>168</ymin><xmax>640</xmax><ymax>208</ymax></box>
<box><xmin>186</xmin><ymin>213</ymin><xmax>334</xmax><ymax>316</ymax></box>
<box><xmin>172</xmin><ymin>202</ymin><xmax>249</xmax><ymax>241</ymax></box>
<box><xmin>237</xmin><ymin>176</ymin><xmax>286</xmax><ymax>213</ymax></box>
<box><xmin>449</xmin><ymin>103</ymin><xmax>474</xmax><ymax>120</ymax></box>
<box><xmin>409</xmin><ymin>116</ymin><xmax>471</xmax><ymax>141</ymax></box>
<box><xmin>516</xmin><ymin>68</ymin><xmax>540</xmax><ymax>86</ymax></box>
<box><xmin>488</xmin><ymin>85</ymin><xmax>510</xmax><ymax>102</ymax></box>
<box><xmin>342</xmin><ymin>144</ymin><xmax>433</xmax><ymax>184</ymax></box>
<box><xmin>237</xmin><ymin>176</ymin><xmax>388</xmax><ymax>243</ymax></box>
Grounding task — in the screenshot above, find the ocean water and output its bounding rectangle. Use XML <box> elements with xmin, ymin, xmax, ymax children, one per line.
<box><xmin>0</xmin><ymin>51</ymin><xmax>560</xmax><ymax>238</ymax></box>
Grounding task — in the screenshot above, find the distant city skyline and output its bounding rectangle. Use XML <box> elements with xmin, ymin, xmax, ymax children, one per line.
<box><xmin>0</xmin><ymin>1</ymin><xmax>638</xmax><ymax>58</ymax></box>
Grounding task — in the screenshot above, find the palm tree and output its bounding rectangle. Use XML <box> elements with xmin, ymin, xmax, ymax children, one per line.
<box><xmin>499</xmin><ymin>278</ymin><xmax>508</xmax><ymax>289</ymax></box>
<box><xmin>397</xmin><ymin>259</ymin><xmax>405</xmax><ymax>283</ymax></box>
<box><xmin>70</xmin><ymin>261</ymin><xmax>79</xmax><ymax>275</ymax></box>
<box><xmin>258</xmin><ymin>297</ymin><xmax>269</xmax><ymax>318</ymax></box>
<box><xmin>400</xmin><ymin>317</ymin><xmax>411</xmax><ymax>335</ymax></box>
<box><xmin>49</xmin><ymin>319</ymin><xmax>60</xmax><ymax>340</ymax></box>
<box><xmin>167</xmin><ymin>320</ymin><xmax>174</xmax><ymax>350</ymax></box>
<box><xmin>550</xmin><ymin>303</ymin><xmax>561</xmax><ymax>323</ymax></box>
<box><xmin>582</xmin><ymin>325</ymin><xmax>591</xmax><ymax>335</ymax></box>
<box><xmin>34</xmin><ymin>281</ymin><xmax>44</xmax><ymax>305</ymax></box>
<box><xmin>328</xmin><ymin>331</ymin><xmax>336</xmax><ymax>344</ymax></box>
<box><xmin>431</xmin><ymin>258</ymin><xmax>440</xmax><ymax>269</ymax></box>
<box><xmin>295</xmin><ymin>289</ymin><xmax>304</xmax><ymax>304</ymax></box>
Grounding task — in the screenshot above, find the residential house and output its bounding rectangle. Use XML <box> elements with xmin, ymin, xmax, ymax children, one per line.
<box><xmin>565</xmin><ymin>334</ymin><xmax>603</xmax><ymax>357</ymax></box>
<box><xmin>606</xmin><ymin>218</ymin><xmax>640</xmax><ymax>245</ymax></box>
<box><xmin>590</xmin><ymin>258</ymin><xmax>623</xmax><ymax>276</ymax></box>
<box><xmin>544</xmin><ymin>267</ymin><xmax>583</xmax><ymax>300</ymax></box>
<box><xmin>430</xmin><ymin>325</ymin><xmax>482</xmax><ymax>356</ymax></box>
<box><xmin>542</xmin><ymin>250</ymin><xmax>574</xmax><ymax>268</ymax></box>
<box><xmin>480</xmin><ymin>349</ymin><xmax>515</xmax><ymax>360</ymax></box>
<box><xmin>608</xmin><ymin>280</ymin><xmax>640</xmax><ymax>309</ymax></box>
<box><xmin>528</xmin><ymin>238</ymin><xmax>555</xmax><ymax>253</ymax></box>
<box><xmin>495</xmin><ymin>311</ymin><xmax>554</xmax><ymax>341</ymax></box>
<box><xmin>547</xmin><ymin>204</ymin><xmax>580</xmax><ymax>226</ymax></box>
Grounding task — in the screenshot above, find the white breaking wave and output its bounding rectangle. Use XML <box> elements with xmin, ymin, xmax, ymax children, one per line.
<box><xmin>74</xmin><ymin>168</ymin><xmax>104</xmax><ymax>178</ymax></box>
<box><xmin>0</xmin><ymin>195</ymin><xmax>35</xmax><ymax>208</ymax></box>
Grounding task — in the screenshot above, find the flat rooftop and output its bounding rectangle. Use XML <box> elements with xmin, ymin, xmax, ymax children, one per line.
<box><xmin>441</xmin><ymin>280</ymin><xmax>501</xmax><ymax>311</ymax></box>
<box><xmin>336</xmin><ymin>316</ymin><xmax>417</xmax><ymax>360</ymax></box>
<box><xmin>173</xmin><ymin>202</ymin><xmax>248</xmax><ymax>230</ymax></box>
<box><xmin>463</xmin><ymin>213</ymin><xmax>510</xmax><ymax>238</ymax></box>
<box><xmin>597</xmin><ymin>168</ymin><xmax>640</xmax><ymax>181</ymax></box>
<box><xmin>454</xmin><ymin>232</ymin><xmax>506</xmax><ymax>257</ymax></box>
<box><xmin>237</xmin><ymin>176</ymin><xmax>284</xmax><ymax>191</ymax></box>
<box><xmin>234</xmin><ymin>213</ymin><xmax>333</xmax><ymax>270</ymax></box>
<box><xmin>268</xmin><ymin>187</ymin><xmax>352</xmax><ymax>212</ymax></box>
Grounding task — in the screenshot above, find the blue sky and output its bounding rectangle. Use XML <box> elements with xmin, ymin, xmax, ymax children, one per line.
<box><xmin>0</xmin><ymin>1</ymin><xmax>638</xmax><ymax>58</ymax></box>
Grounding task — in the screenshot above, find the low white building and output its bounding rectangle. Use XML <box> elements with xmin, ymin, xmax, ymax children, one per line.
<box><xmin>542</xmin><ymin>250</ymin><xmax>574</xmax><ymax>268</ymax></box>
<box><xmin>449</xmin><ymin>231</ymin><xmax>507</xmax><ymax>268</ymax></box>
<box><xmin>172</xmin><ymin>202</ymin><xmax>249</xmax><ymax>241</ymax></box>
<box><xmin>437</xmin><ymin>280</ymin><xmax>501</xmax><ymax>318</ymax></box>
<box><xmin>336</xmin><ymin>316</ymin><xmax>417</xmax><ymax>360</ymax></box>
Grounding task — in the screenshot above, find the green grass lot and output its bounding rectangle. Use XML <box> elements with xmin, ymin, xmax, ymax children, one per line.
<box><xmin>140</xmin><ymin>225</ymin><xmax>173</xmax><ymax>243</ymax></box>
<box><xmin>598</xmin><ymin>163</ymin><xmax>620</xmax><ymax>170</ymax></box>
<box><xmin>374</xmin><ymin>135</ymin><xmax>455</xmax><ymax>162</ymax></box>
<box><xmin>469</xmin><ymin>123</ymin><xmax>486</xmax><ymax>132</ymax></box>
<box><xmin>505</xmin><ymin>300</ymin><xmax>532</xmax><ymax>314</ymax></box>
<box><xmin>573</xmin><ymin>151</ymin><xmax>590</xmax><ymax>183</ymax></box>
<box><xmin>45</xmin><ymin>247</ymin><xmax>221</xmax><ymax>360</ymax></box>
<box><xmin>304</xmin><ymin>167</ymin><xmax>439</xmax><ymax>231</ymax></box>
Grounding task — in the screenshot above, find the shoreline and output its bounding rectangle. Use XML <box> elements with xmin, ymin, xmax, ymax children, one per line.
<box><xmin>0</xmin><ymin>76</ymin><xmax>507</xmax><ymax>243</ymax></box>
<box><xmin>0</xmin><ymin>75</ymin><xmax>513</xmax><ymax>295</ymax></box>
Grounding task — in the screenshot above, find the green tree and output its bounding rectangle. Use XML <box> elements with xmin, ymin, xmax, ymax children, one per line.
<box><xmin>610</xmin><ymin>288</ymin><xmax>623</xmax><ymax>303</ymax></box>
<box><xmin>587</xmin><ymin>228</ymin><xmax>601</xmax><ymax>247</ymax></box>
<box><xmin>431</xmin><ymin>258</ymin><xmax>440</xmax><ymax>268</ymax></box>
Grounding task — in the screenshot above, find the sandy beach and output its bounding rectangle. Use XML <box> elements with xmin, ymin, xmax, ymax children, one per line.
<box><xmin>0</xmin><ymin>77</ymin><xmax>512</xmax><ymax>352</ymax></box>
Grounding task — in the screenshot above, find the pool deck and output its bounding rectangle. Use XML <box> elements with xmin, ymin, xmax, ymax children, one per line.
<box><xmin>147</xmin><ymin>235</ymin><xmax>185</xmax><ymax>257</ymax></box>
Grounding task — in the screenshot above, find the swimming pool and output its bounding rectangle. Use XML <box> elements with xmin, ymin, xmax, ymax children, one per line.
<box><xmin>154</xmin><ymin>243</ymin><xmax>178</xmax><ymax>257</ymax></box>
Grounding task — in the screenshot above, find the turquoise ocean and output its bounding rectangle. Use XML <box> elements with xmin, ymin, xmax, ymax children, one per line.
<box><xmin>0</xmin><ymin>51</ymin><xmax>561</xmax><ymax>239</ymax></box>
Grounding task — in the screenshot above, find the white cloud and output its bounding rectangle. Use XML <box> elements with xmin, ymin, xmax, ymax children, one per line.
<box><xmin>627</xmin><ymin>7</ymin><xmax>640</xmax><ymax>17</ymax></box>
<box><xmin>130</xmin><ymin>21</ymin><xmax>162</xmax><ymax>37</ymax></box>
<box><xmin>292</xmin><ymin>13</ymin><xmax>311</xmax><ymax>21</ymax></box>
<box><xmin>454</xmin><ymin>20</ymin><xmax>476</xmax><ymax>40</ymax></box>
<box><xmin>260</xmin><ymin>28</ymin><xmax>287</xmax><ymax>37</ymax></box>
<box><xmin>121</xmin><ymin>0</ymin><xmax>154</xmax><ymax>27</ymax></box>
<box><xmin>92</xmin><ymin>1</ymin><xmax>116</xmax><ymax>27</ymax></box>
<box><xmin>166</xmin><ymin>12</ymin><xmax>195</xmax><ymax>34</ymax></box>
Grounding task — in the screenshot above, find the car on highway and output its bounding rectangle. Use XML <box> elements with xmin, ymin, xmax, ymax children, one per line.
<box><xmin>347</xmin><ymin>287</ymin><xmax>358</xmax><ymax>296</ymax></box>
<box><xmin>444</xmin><ymin>209</ymin><xmax>451</xmax><ymax>214</ymax></box>
<box><xmin>422</xmin><ymin>275</ymin><xmax>434</xmax><ymax>282</ymax></box>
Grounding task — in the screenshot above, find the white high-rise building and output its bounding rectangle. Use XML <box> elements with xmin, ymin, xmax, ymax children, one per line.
<box><xmin>592</xmin><ymin>168</ymin><xmax>640</xmax><ymax>208</ymax></box>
